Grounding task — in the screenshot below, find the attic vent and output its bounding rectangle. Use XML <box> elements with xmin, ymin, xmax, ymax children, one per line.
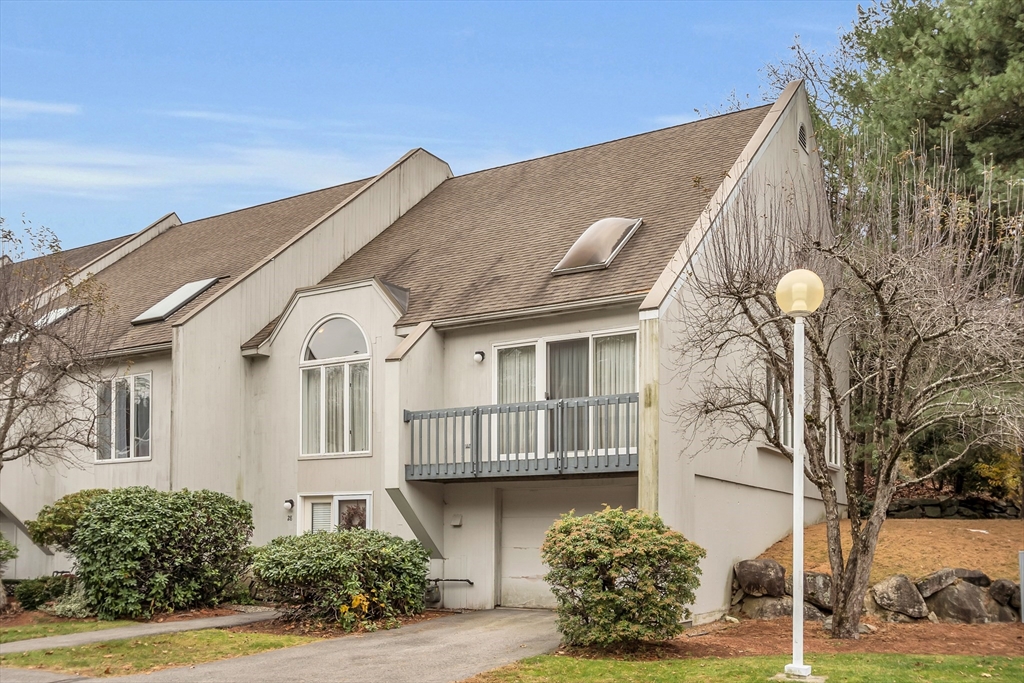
<box><xmin>552</xmin><ymin>217</ymin><xmax>643</xmax><ymax>275</ymax></box>
<box><xmin>131</xmin><ymin>277</ymin><xmax>220</xmax><ymax>325</ymax></box>
<box><xmin>798</xmin><ymin>124</ymin><xmax>808</xmax><ymax>153</ymax></box>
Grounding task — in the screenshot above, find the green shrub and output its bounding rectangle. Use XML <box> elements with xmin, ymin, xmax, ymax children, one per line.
<box><xmin>26</xmin><ymin>489</ymin><xmax>109</xmax><ymax>552</ymax></box>
<box><xmin>14</xmin><ymin>575</ymin><xmax>75</xmax><ymax>611</ymax></box>
<box><xmin>48</xmin><ymin>581</ymin><xmax>94</xmax><ymax>618</ymax></box>
<box><xmin>73</xmin><ymin>487</ymin><xmax>254</xmax><ymax>619</ymax></box>
<box><xmin>541</xmin><ymin>506</ymin><xmax>706</xmax><ymax>648</ymax></box>
<box><xmin>0</xmin><ymin>535</ymin><xmax>17</xmax><ymax>577</ymax></box>
<box><xmin>252</xmin><ymin>529</ymin><xmax>429</xmax><ymax>629</ymax></box>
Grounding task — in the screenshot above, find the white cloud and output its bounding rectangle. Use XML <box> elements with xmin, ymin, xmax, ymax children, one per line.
<box><xmin>0</xmin><ymin>98</ymin><xmax>81</xmax><ymax>119</ymax></box>
<box><xmin>161</xmin><ymin>109</ymin><xmax>302</xmax><ymax>130</ymax></box>
<box><xmin>0</xmin><ymin>139</ymin><xmax>383</xmax><ymax>198</ymax></box>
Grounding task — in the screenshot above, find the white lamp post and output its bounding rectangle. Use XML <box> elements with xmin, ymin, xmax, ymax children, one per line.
<box><xmin>775</xmin><ymin>268</ymin><xmax>825</xmax><ymax>680</ymax></box>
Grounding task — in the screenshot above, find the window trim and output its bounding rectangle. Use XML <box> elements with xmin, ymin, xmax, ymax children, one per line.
<box><xmin>94</xmin><ymin>372</ymin><xmax>153</xmax><ymax>464</ymax></box>
<box><xmin>297</xmin><ymin>491</ymin><xmax>373</xmax><ymax>534</ymax></box>
<box><xmin>299</xmin><ymin>315</ymin><xmax>372</xmax><ymax>459</ymax></box>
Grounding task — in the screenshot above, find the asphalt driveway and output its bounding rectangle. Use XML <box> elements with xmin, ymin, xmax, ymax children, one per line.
<box><xmin>0</xmin><ymin>608</ymin><xmax>560</xmax><ymax>683</ymax></box>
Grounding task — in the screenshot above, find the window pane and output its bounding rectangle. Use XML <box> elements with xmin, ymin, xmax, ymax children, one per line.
<box><xmin>134</xmin><ymin>375</ymin><xmax>151</xmax><ymax>459</ymax></box>
<box><xmin>114</xmin><ymin>378</ymin><xmax>131</xmax><ymax>459</ymax></box>
<box><xmin>547</xmin><ymin>339</ymin><xmax>589</xmax><ymax>452</ymax></box>
<box><xmin>305</xmin><ymin>318</ymin><xmax>367</xmax><ymax>361</ymax></box>
<box><xmin>310</xmin><ymin>502</ymin><xmax>331</xmax><ymax>532</ymax></box>
<box><xmin>349</xmin><ymin>362</ymin><xmax>369</xmax><ymax>452</ymax></box>
<box><xmin>301</xmin><ymin>368</ymin><xmax>321</xmax><ymax>454</ymax></box>
<box><xmin>594</xmin><ymin>334</ymin><xmax>637</xmax><ymax>450</ymax></box>
<box><xmin>498</xmin><ymin>347</ymin><xmax>536</xmax><ymax>455</ymax></box>
<box><xmin>324</xmin><ymin>365</ymin><xmax>346</xmax><ymax>453</ymax></box>
<box><xmin>337</xmin><ymin>498</ymin><xmax>367</xmax><ymax>530</ymax></box>
<box><xmin>95</xmin><ymin>382</ymin><xmax>111</xmax><ymax>460</ymax></box>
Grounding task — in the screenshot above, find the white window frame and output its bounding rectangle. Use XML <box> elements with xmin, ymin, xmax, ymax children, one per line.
<box><xmin>825</xmin><ymin>400</ymin><xmax>842</xmax><ymax>470</ymax></box>
<box><xmin>297</xmin><ymin>491</ymin><xmax>373</xmax><ymax>534</ymax></box>
<box><xmin>95</xmin><ymin>372</ymin><xmax>152</xmax><ymax>463</ymax></box>
<box><xmin>298</xmin><ymin>315</ymin><xmax>372</xmax><ymax>459</ymax></box>
<box><xmin>491</xmin><ymin>327</ymin><xmax>639</xmax><ymax>458</ymax></box>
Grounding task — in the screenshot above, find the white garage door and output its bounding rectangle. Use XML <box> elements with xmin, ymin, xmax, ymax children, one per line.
<box><xmin>499</xmin><ymin>483</ymin><xmax>637</xmax><ymax>608</ymax></box>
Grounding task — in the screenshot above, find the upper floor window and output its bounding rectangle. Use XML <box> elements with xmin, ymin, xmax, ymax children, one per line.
<box><xmin>301</xmin><ymin>317</ymin><xmax>370</xmax><ymax>456</ymax></box>
<box><xmin>96</xmin><ymin>373</ymin><xmax>151</xmax><ymax>461</ymax></box>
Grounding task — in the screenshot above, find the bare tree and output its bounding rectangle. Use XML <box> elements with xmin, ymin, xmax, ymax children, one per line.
<box><xmin>1</xmin><ymin>218</ymin><xmax>108</xmax><ymax>474</ymax></box>
<box><xmin>671</xmin><ymin>141</ymin><xmax>1024</xmax><ymax>638</ymax></box>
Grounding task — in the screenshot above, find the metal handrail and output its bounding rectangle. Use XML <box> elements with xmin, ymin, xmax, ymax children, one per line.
<box><xmin>404</xmin><ymin>392</ymin><xmax>639</xmax><ymax>480</ymax></box>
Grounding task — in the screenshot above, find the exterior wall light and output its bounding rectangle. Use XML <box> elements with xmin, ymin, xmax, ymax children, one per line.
<box><xmin>775</xmin><ymin>268</ymin><xmax>824</xmax><ymax>680</ymax></box>
<box><xmin>283</xmin><ymin>499</ymin><xmax>295</xmax><ymax>511</ymax></box>
<box><xmin>473</xmin><ymin>351</ymin><xmax>486</xmax><ymax>363</ymax></box>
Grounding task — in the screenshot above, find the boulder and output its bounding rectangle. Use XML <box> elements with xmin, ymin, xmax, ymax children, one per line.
<box><xmin>988</xmin><ymin>579</ymin><xmax>1016</xmax><ymax>606</ymax></box>
<box><xmin>926</xmin><ymin>580</ymin><xmax>990</xmax><ymax>623</ymax></box>
<box><xmin>952</xmin><ymin>568</ymin><xmax>991</xmax><ymax>587</ymax></box>
<box><xmin>872</xmin><ymin>574</ymin><xmax>928</xmax><ymax>619</ymax></box>
<box><xmin>1011</xmin><ymin>584</ymin><xmax>1021</xmax><ymax>611</ymax></box>
<box><xmin>916</xmin><ymin>568</ymin><xmax>957</xmax><ymax>598</ymax></box>
<box><xmin>739</xmin><ymin>595</ymin><xmax>825</xmax><ymax>621</ymax></box>
<box><xmin>734</xmin><ymin>559</ymin><xmax>787</xmax><ymax>598</ymax></box>
<box><xmin>923</xmin><ymin>506</ymin><xmax>942</xmax><ymax>518</ymax></box>
<box><xmin>783</xmin><ymin>572</ymin><xmax>833</xmax><ymax>611</ymax></box>
<box><xmin>890</xmin><ymin>508</ymin><xmax>922</xmax><ymax>519</ymax></box>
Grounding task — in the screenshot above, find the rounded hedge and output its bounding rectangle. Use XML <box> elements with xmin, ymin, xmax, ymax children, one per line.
<box><xmin>26</xmin><ymin>489</ymin><xmax>109</xmax><ymax>552</ymax></box>
<box><xmin>73</xmin><ymin>487</ymin><xmax>253</xmax><ymax>619</ymax></box>
<box><xmin>252</xmin><ymin>529</ymin><xmax>429</xmax><ymax>629</ymax></box>
<box><xmin>541</xmin><ymin>506</ymin><xmax>706</xmax><ymax>648</ymax></box>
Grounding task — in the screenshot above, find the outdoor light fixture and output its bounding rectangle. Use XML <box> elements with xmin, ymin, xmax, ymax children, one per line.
<box><xmin>283</xmin><ymin>499</ymin><xmax>294</xmax><ymax>511</ymax></box>
<box><xmin>473</xmin><ymin>351</ymin><xmax>486</xmax><ymax>363</ymax></box>
<box><xmin>775</xmin><ymin>268</ymin><xmax>824</xmax><ymax>680</ymax></box>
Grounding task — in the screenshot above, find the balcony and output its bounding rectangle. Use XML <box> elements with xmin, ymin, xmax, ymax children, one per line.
<box><xmin>404</xmin><ymin>393</ymin><xmax>639</xmax><ymax>481</ymax></box>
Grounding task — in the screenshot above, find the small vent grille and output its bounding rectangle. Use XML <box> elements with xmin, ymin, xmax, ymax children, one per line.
<box><xmin>798</xmin><ymin>124</ymin><xmax>808</xmax><ymax>153</ymax></box>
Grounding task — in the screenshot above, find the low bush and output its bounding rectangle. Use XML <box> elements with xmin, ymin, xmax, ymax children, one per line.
<box><xmin>26</xmin><ymin>489</ymin><xmax>109</xmax><ymax>552</ymax></box>
<box><xmin>252</xmin><ymin>529</ymin><xmax>429</xmax><ymax>629</ymax></box>
<box><xmin>14</xmin><ymin>575</ymin><xmax>75</xmax><ymax>611</ymax></box>
<box><xmin>0</xmin><ymin>535</ymin><xmax>16</xmax><ymax>576</ymax></box>
<box><xmin>541</xmin><ymin>506</ymin><xmax>706</xmax><ymax>648</ymax></box>
<box><xmin>47</xmin><ymin>581</ymin><xmax>94</xmax><ymax>618</ymax></box>
<box><xmin>73</xmin><ymin>487</ymin><xmax>254</xmax><ymax>619</ymax></box>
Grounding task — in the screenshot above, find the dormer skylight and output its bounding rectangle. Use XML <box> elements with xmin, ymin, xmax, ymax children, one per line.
<box><xmin>552</xmin><ymin>217</ymin><xmax>643</xmax><ymax>275</ymax></box>
<box><xmin>131</xmin><ymin>277</ymin><xmax>220</xmax><ymax>325</ymax></box>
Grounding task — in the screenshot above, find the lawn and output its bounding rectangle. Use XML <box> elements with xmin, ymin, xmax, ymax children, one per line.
<box><xmin>469</xmin><ymin>654</ymin><xmax>1024</xmax><ymax>683</ymax></box>
<box><xmin>0</xmin><ymin>628</ymin><xmax>316</xmax><ymax>677</ymax></box>
<box><xmin>0</xmin><ymin>618</ymin><xmax>135</xmax><ymax>644</ymax></box>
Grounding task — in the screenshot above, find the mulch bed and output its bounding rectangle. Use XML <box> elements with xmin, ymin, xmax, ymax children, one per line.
<box><xmin>0</xmin><ymin>604</ymin><xmax>240</xmax><ymax>628</ymax></box>
<box><xmin>560</xmin><ymin>618</ymin><xmax>1024</xmax><ymax>660</ymax></box>
<box><xmin>226</xmin><ymin>609</ymin><xmax>457</xmax><ymax>639</ymax></box>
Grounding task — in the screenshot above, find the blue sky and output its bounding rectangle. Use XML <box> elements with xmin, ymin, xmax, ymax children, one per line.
<box><xmin>0</xmin><ymin>1</ymin><xmax>859</xmax><ymax>249</ymax></box>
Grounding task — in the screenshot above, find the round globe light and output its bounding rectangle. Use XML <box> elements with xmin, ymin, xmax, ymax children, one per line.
<box><xmin>775</xmin><ymin>269</ymin><xmax>824</xmax><ymax>316</ymax></box>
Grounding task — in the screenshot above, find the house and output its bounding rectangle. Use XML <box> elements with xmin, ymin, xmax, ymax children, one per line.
<box><xmin>0</xmin><ymin>81</ymin><xmax>846</xmax><ymax>621</ymax></box>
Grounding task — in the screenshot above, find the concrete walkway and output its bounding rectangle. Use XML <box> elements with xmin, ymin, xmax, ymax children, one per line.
<box><xmin>0</xmin><ymin>611</ymin><xmax>279</xmax><ymax>655</ymax></box>
<box><xmin>1</xmin><ymin>609</ymin><xmax>560</xmax><ymax>683</ymax></box>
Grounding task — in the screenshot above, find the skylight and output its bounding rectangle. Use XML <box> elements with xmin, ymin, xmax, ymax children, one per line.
<box><xmin>2</xmin><ymin>306</ymin><xmax>80</xmax><ymax>345</ymax></box>
<box><xmin>131</xmin><ymin>278</ymin><xmax>220</xmax><ymax>325</ymax></box>
<box><xmin>552</xmin><ymin>217</ymin><xmax>643</xmax><ymax>275</ymax></box>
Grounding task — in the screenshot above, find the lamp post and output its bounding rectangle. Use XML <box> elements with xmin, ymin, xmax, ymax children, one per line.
<box><xmin>775</xmin><ymin>268</ymin><xmax>825</xmax><ymax>680</ymax></box>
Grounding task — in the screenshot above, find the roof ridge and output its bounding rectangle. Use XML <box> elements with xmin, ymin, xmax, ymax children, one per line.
<box><xmin>453</xmin><ymin>103</ymin><xmax>774</xmax><ymax>180</ymax></box>
<box><xmin>6</xmin><ymin>233</ymin><xmax>132</xmax><ymax>266</ymax></box>
<box><xmin>173</xmin><ymin>176</ymin><xmax>373</xmax><ymax>228</ymax></box>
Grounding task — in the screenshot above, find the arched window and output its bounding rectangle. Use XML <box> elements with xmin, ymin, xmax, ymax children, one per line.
<box><xmin>300</xmin><ymin>317</ymin><xmax>370</xmax><ymax>456</ymax></box>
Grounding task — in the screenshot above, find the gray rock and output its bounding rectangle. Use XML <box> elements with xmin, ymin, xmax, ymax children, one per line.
<box><xmin>916</xmin><ymin>568</ymin><xmax>957</xmax><ymax>598</ymax></box>
<box><xmin>926</xmin><ymin>580</ymin><xmax>991</xmax><ymax>623</ymax></box>
<box><xmin>734</xmin><ymin>559</ymin><xmax>787</xmax><ymax>598</ymax></box>
<box><xmin>989</xmin><ymin>579</ymin><xmax>1016</xmax><ymax>606</ymax></box>
<box><xmin>872</xmin><ymin>574</ymin><xmax>929</xmax><ymax>619</ymax></box>
<box><xmin>890</xmin><ymin>508</ymin><xmax>922</xmax><ymax>519</ymax></box>
<box><xmin>927</xmin><ymin>611</ymin><xmax>939</xmax><ymax>623</ymax></box>
<box><xmin>740</xmin><ymin>595</ymin><xmax>825</xmax><ymax>621</ymax></box>
<box><xmin>783</xmin><ymin>572</ymin><xmax>833</xmax><ymax>611</ymax></box>
<box><xmin>731</xmin><ymin>588</ymin><xmax>745</xmax><ymax>606</ymax></box>
<box><xmin>1010</xmin><ymin>584</ymin><xmax>1021</xmax><ymax>611</ymax></box>
<box><xmin>923</xmin><ymin>506</ymin><xmax>942</xmax><ymax>518</ymax></box>
<box><xmin>952</xmin><ymin>568</ymin><xmax>991</xmax><ymax>587</ymax></box>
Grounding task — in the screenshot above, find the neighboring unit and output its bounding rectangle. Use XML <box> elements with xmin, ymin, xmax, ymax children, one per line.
<box><xmin>0</xmin><ymin>81</ymin><xmax>845</xmax><ymax>621</ymax></box>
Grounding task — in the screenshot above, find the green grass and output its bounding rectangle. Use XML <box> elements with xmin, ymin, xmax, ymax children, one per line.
<box><xmin>472</xmin><ymin>654</ymin><xmax>1024</xmax><ymax>683</ymax></box>
<box><xmin>0</xmin><ymin>619</ymin><xmax>135</xmax><ymax>644</ymax></box>
<box><xmin>0</xmin><ymin>628</ymin><xmax>317</xmax><ymax>677</ymax></box>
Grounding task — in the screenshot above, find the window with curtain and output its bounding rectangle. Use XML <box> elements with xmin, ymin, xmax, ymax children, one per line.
<box><xmin>300</xmin><ymin>317</ymin><xmax>371</xmax><ymax>456</ymax></box>
<box><xmin>304</xmin><ymin>494</ymin><xmax>372</xmax><ymax>532</ymax></box>
<box><xmin>547</xmin><ymin>338</ymin><xmax>590</xmax><ymax>452</ymax></box>
<box><xmin>594</xmin><ymin>333</ymin><xmax>637</xmax><ymax>450</ymax></box>
<box><xmin>766</xmin><ymin>360</ymin><xmax>793</xmax><ymax>449</ymax></box>
<box><xmin>497</xmin><ymin>346</ymin><xmax>536</xmax><ymax>456</ymax></box>
<box><xmin>95</xmin><ymin>373</ymin><xmax>151</xmax><ymax>461</ymax></box>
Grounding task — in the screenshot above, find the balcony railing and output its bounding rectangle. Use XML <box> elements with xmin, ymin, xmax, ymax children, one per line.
<box><xmin>404</xmin><ymin>393</ymin><xmax>639</xmax><ymax>481</ymax></box>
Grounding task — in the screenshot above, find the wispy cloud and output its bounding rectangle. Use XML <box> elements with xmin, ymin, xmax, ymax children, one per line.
<box><xmin>0</xmin><ymin>98</ymin><xmax>81</xmax><ymax>119</ymax></box>
<box><xmin>161</xmin><ymin>109</ymin><xmax>302</xmax><ymax>130</ymax></box>
<box><xmin>0</xmin><ymin>139</ymin><xmax>383</xmax><ymax>198</ymax></box>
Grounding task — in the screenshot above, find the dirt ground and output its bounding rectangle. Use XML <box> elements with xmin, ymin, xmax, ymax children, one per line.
<box><xmin>760</xmin><ymin>518</ymin><xmax>1024</xmax><ymax>583</ymax></box>
<box><xmin>0</xmin><ymin>605</ymin><xmax>238</xmax><ymax>628</ymax></box>
<box><xmin>226</xmin><ymin>609</ymin><xmax>455</xmax><ymax>638</ymax></box>
<box><xmin>562</xmin><ymin>618</ymin><xmax>1024</xmax><ymax>660</ymax></box>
